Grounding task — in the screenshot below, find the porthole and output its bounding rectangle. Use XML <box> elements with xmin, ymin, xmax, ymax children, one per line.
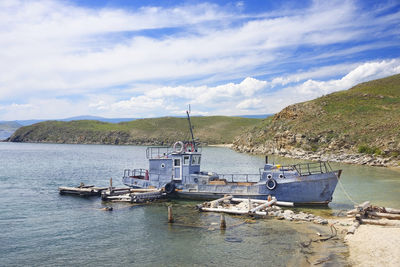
<box><xmin>161</xmin><ymin>163</ymin><xmax>166</xmax><ymax>168</ymax></box>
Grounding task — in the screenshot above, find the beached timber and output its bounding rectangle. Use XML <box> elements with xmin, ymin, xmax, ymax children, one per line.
<box><xmin>346</xmin><ymin>201</ymin><xmax>400</xmax><ymax>234</ymax></box>
<box><xmin>197</xmin><ymin>195</ymin><xmax>329</xmax><ymax>224</ymax></box>
<box><xmin>59</xmin><ymin>183</ymin><xmax>108</xmax><ymax>196</ymax></box>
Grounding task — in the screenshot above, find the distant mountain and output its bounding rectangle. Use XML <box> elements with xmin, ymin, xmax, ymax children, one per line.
<box><xmin>8</xmin><ymin>116</ymin><xmax>262</xmax><ymax>145</ymax></box>
<box><xmin>0</xmin><ymin>121</ymin><xmax>22</xmax><ymax>140</ymax></box>
<box><xmin>235</xmin><ymin>114</ymin><xmax>272</xmax><ymax>119</ymax></box>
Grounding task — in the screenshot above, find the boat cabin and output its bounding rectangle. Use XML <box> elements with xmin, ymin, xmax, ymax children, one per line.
<box><xmin>123</xmin><ymin>141</ymin><xmax>202</xmax><ymax>187</ymax></box>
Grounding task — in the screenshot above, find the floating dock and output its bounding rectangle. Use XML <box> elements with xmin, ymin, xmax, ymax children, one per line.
<box><xmin>59</xmin><ymin>184</ymin><xmax>108</xmax><ymax>196</ymax></box>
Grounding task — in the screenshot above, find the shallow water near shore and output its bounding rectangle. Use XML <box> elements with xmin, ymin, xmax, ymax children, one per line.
<box><xmin>1</xmin><ymin>143</ymin><xmax>399</xmax><ymax>266</ymax></box>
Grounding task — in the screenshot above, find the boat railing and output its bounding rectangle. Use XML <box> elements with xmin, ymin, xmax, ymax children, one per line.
<box><xmin>146</xmin><ymin>146</ymin><xmax>174</xmax><ymax>159</ymax></box>
<box><xmin>291</xmin><ymin>161</ymin><xmax>333</xmax><ymax>176</ymax></box>
<box><xmin>123</xmin><ymin>168</ymin><xmax>164</xmax><ymax>181</ymax></box>
<box><xmin>146</xmin><ymin>145</ymin><xmax>203</xmax><ymax>159</ymax></box>
<box><xmin>218</xmin><ymin>173</ymin><xmax>261</xmax><ymax>183</ymax></box>
<box><xmin>260</xmin><ymin>162</ymin><xmax>333</xmax><ymax>177</ymax></box>
<box><xmin>123</xmin><ymin>168</ymin><xmax>147</xmax><ymax>177</ymax></box>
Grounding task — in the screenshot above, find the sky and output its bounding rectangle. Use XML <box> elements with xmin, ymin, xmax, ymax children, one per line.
<box><xmin>0</xmin><ymin>0</ymin><xmax>399</xmax><ymax>120</ymax></box>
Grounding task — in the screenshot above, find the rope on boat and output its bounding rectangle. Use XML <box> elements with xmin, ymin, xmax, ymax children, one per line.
<box><xmin>335</xmin><ymin>172</ymin><xmax>358</xmax><ymax>206</ymax></box>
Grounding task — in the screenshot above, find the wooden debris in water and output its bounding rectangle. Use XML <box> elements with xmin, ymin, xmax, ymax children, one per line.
<box><xmin>346</xmin><ymin>201</ymin><xmax>400</xmax><ymax>234</ymax></box>
<box><xmin>197</xmin><ymin>195</ymin><xmax>329</xmax><ymax>225</ymax></box>
<box><xmin>220</xmin><ymin>214</ymin><xmax>226</xmax><ymax>230</ymax></box>
<box><xmin>168</xmin><ymin>206</ymin><xmax>174</xmax><ymax>223</ymax></box>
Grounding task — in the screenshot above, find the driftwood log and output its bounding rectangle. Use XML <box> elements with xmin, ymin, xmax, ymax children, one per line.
<box><xmin>361</xmin><ymin>218</ymin><xmax>400</xmax><ymax>227</ymax></box>
<box><xmin>346</xmin><ymin>201</ymin><xmax>400</xmax><ymax>234</ymax></box>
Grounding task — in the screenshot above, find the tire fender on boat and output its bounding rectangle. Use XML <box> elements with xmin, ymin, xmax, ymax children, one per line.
<box><xmin>173</xmin><ymin>141</ymin><xmax>184</xmax><ymax>153</ymax></box>
<box><xmin>266</xmin><ymin>178</ymin><xmax>277</xmax><ymax>190</ymax></box>
<box><xmin>165</xmin><ymin>182</ymin><xmax>175</xmax><ymax>194</ymax></box>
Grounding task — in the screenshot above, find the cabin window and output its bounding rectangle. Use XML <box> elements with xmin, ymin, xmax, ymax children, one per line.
<box><xmin>191</xmin><ymin>155</ymin><xmax>201</xmax><ymax>165</ymax></box>
<box><xmin>174</xmin><ymin>158</ymin><xmax>181</xmax><ymax>167</ymax></box>
<box><xmin>183</xmin><ymin>156</ymin><xmax>190</xmax><ymax>165</ymax></box>
<box><xmin>160</xmin><ymin>163</ymin><xmax>165</xmax><ymax>168</ymax></box>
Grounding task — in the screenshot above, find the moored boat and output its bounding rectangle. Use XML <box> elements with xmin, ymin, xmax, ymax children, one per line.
<box><xmin>122</xmin><ymin>111</ymin><xmax>342</xmax><ymax>205</ymax></box>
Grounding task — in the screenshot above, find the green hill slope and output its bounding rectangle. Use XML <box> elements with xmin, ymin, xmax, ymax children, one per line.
<box><xmin>8</xmin><ymin>116</ymin><xmax>262</xmax><ymax>145</ymax></box>
<box><xmin>233</xmin><ymin>74</ymin><xmax>400</xmax><ymax>167</ymax></box>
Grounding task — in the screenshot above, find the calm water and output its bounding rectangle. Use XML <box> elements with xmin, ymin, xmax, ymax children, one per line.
<box><xmin>1</xmin><ymin>143</ymin><xmax>399</xmax><ymax>266</ymax></box>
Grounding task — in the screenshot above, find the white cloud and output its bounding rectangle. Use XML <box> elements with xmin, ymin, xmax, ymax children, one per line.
<box><xmin>1</xmin><ymin>59</ymin><xmax>400</xmax><ymax>120</ymax></box>
<box><xmin>1</xmin><ymin>0</ymin><xmax>398</xmax><ymax>102</ymax></box>
<box><xmin>0</xmin><ymin>1</ymin><xmax>399</xmax><ymax>120</ymax></box>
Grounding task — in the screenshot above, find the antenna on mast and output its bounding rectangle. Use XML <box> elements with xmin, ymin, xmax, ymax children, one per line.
<box><xmin>186</xmin><ymin>105</ymin><xmax>195</xmax><ymax>146</ymax></box>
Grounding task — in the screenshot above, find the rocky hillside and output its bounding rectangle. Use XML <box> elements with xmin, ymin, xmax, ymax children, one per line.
<box><xmin>233</xmin><ymin>74</ymin><xmax>400</xmax><ymax>167</ymax></box>
<box><xmin>8</xmin><ymin>116</ymin><xmax>262</xmax><ymax>145</ymax></box>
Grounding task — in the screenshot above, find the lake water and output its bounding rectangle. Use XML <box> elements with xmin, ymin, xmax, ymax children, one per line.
<box><xmin>1</xmin><ymin>143</ymin><xmax>399</xmax><ymax>266</ymax></box>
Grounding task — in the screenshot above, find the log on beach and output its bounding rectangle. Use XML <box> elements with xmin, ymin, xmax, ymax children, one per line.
<box><xmin>384</xmin><ymin>208</ymin><xmax>400</xmax><ymax>215</ymax></box>
<box><xmin>366</xmin><ymin>212</ymin><xmax>400</xmax><ymax>220</ymax></box>
<box><xmin>249</xmin><ymin>198</ymin><xmax>277</xmax><ymax>213</ymax></box>
<box><xmin>209</xmin><ymin>195</ymin><xmax>233</xmax><ymax>208</ymax></box>
<box><xmin>347</xmin><ymin>220</ymin><xmax>360</xmax><ymax>234</ymax></box>
<box><xmin>361</xmin><ymin>218</ymin><xmax>400</xmax><ymax>227</ymax></box>
<box><xmin>231</xmin><ymin>198</ymin><xmax>293</xmax><ymax>207</ymax></box>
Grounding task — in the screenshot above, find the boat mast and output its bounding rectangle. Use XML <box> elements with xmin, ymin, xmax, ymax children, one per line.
<box><xmin>186</xmin><ymin>105</ymin><xmax>195</xmax><ymax>145</ymax></box>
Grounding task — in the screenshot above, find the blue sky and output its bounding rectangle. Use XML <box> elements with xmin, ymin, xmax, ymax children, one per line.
<box><xmin>0</xmin><ymin>0</ymin><xmax>399</xmax><ymax>120</ymax></box>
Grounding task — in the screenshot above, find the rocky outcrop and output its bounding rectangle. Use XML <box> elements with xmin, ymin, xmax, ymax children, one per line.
<box><xmin>233</xmin><ymin>74</ymin><xmax>400</xmax><ymax>168</ymax></box>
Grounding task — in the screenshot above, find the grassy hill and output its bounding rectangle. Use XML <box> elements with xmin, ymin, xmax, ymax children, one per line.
<box><xmin>8</xmin><ymin>116</ymin><xmax>262</xmax><ymax>145</ymax></box>
<box><xmin>233</xmin><ymin>74</ymin><xmax>400</xmax><ymax>165</ymax></box>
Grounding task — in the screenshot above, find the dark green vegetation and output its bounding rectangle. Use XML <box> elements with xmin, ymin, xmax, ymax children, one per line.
<box><xmin>0</xmin><ymin>121</ymin><xmax>22</xmax><ymax>140</ymax></box>
<box><xmin>8</xmin><ymin>116</ymin><xmax>262</xmax><ymax>145</ymax></box>
<box><xmin>234</xmin><ymin>74</ymin><xmax>400</xmax><ymax>158</ymax></box>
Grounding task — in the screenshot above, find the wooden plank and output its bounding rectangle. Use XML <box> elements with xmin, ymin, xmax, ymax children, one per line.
<box><xmin>129</xmin><ymin>188</ymin><xmax>159</xmax><ymax>192</ymax></box>
<box><xmin>237</xmin><ymin>182</ymin><xmax>255</xmax><ymax>186</ymax></box>
<box><xmin>209</xmin><ymin>180</ymin><xmax>227</xmax><ymax>185</ymax></box>
<box><xmin>200</xmin><ymin>207</ymin><xmax>249</xmax><ymax>215</ymax></box>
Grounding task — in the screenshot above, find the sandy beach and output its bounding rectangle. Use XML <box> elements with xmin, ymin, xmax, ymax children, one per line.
<box><xmin>207</xmin><ymin>144</ymin><xmax>233</xmax><ymax>148</ymax></box>
<box><xmin>345</xmin><ymin>224</ymin><xmax>400</xmax><ymax>266</ymax></box>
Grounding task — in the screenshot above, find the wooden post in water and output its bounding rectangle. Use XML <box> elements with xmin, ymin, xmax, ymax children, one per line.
<box><xmin>168</xmin><ymin>206</ymin><xmax>174</xmax><ymax>223</ymax></box>
<box><xmin>109</xmin><ymin>178</ymin><xmax>113</xmax><ymax>193</ymax></box>
<box><xmin>220</xmin><ymin>214</ymin><xmax>226</xmax><ymax>230</ymax></box>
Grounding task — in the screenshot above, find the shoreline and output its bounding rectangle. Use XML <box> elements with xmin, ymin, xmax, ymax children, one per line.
<box><xmin>232</xmin><ymin>144</ymin><xmax>400</xmax><ymax>169</ymax></box>
<box><xmin>207</xmin><ymin>143</ymin><xmax>233</xmax><ymax>148</ymax></box>
<box><xmin>344</xmin><ymin>223</ymin><xmax>400</xmax><ymax>266</ymax></box>
<box><xmin>325</xmin><ymin>215</ymin><xmax>400</xmax><ymax>267</ymax></box>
